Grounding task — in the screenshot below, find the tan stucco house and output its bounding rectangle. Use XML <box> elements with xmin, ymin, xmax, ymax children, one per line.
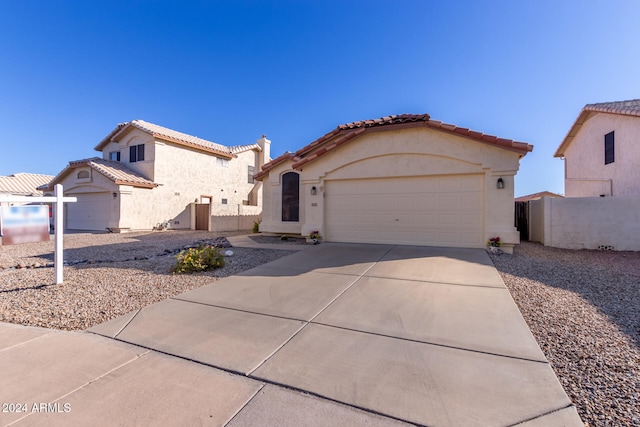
<box><xmin>42</xmin><ymin>120</ymin><xmax>269</xmax><ymax>232</ymax></box>
<box><xmin>555</xmin><ymin>99</ymin><xmax>640</xmax><ymax>197</ymax></box>
<box><xmin>0</xmin><ymin>173</ymin><xmax>54</xmax><ymax>197</ymax></box>
<box><xmin>256</xmin><ymin>114</ymin><xmax>533</xmax><ymax>252</ymax></box>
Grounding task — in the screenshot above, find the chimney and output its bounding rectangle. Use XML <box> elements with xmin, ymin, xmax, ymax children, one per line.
<box><xmin>256</xmin><ymin>135</ymin><xmax>271</xmax><ymax>169</ymax></box>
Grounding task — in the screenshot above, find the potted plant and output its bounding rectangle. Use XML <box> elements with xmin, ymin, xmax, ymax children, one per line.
<box><xmin>487</xmin><ymin>236</ymin><xmax>502</xmax><ymax>252</ymax></box>
<box><xmin>308</xmin><ymin>230</ymin><xmax>320</xmax><ymax>244</ymax></box>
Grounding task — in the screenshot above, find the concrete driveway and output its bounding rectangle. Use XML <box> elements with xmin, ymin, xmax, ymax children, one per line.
<box><xmin>2</xmin><ymin>243</ymin><xmax>582</xmax><ymax>426</ymax></box>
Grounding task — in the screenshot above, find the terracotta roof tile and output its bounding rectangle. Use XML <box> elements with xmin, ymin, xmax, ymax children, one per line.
<box><xmin>584</xmin><ymin>99</ymin><xmax>640</xmax><ymax>117</ymax></box>
<box><xmin>338</xmin><ymin>114</ymin><xmax>431</xmax><ymax>130</ymax></box>
<box><xmin>230</xmin><ymin>143</ymin><xmax>261</xmax><ymax>154</ymax></box>
<box><xmin>41</xmin><ymin>158</ymin><xmax>157</xmax><ymax>191</ymax></box>
<box><xmin>515</xmin><ymin>191</ymin><xmax>564</xmax><ymax>202</ymax></box>
<box><xmin>256</xmin><ymin>114</ymin><xmax>532</xmax><ymax>180</ymax></box>
<box><xmin>95</xmin><ymin>120</ymin><xmax>236</xmax><ymax>158</ymax></box>
<box><xmin>0</xmin><ymin>173</ymin><xmax>54</xmax><ymax>196</ymax></box>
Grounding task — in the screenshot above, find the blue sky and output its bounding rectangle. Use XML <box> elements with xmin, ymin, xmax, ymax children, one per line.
<box><xmin>1</xmin><ymin>1</ymin><xmax>639</xmax><ymax>197</ymax></box>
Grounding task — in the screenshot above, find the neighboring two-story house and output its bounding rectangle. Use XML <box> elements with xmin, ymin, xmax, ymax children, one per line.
<box><xmin>554</xmin><ymin>99</ymin><xmax>640</xmax><ymax>197</ymax></box>
<box><xmin>41</xmin><ymin>120</ymin><xmax>270</xmax><ymax>232</ymax></box>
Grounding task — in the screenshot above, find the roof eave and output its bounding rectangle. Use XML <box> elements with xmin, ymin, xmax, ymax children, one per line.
<box><xmin>554</xmin><ymin>110</ymin><xmax>594</xmax><ymax>158</ymax></box>
<box><xmin>153</xmin><ymin>133</ymin><xmax>235</xmax><ymax>159</ymax></box>
<box><xmin>113</xmin><ymin>180</ymin><xmax>158</xmax><ymax>188</ymax></box>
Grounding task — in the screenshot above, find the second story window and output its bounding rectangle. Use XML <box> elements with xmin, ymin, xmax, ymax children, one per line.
<box><xmin>604</xmin><ymin>131</ymin><xmax>614</xmax><ymax>165</ymax></box>
<box><xmin>130</xmin><ymin>144</ymin><xmax>145</xmax><ymax>163</ymax></box>
<box><xmin>248</xmin><ymin>165</ymin><xmax>255</xmax><ymax>183</ymax></box>
<box><xmin>216</xmin><ymin>157</ymin><xmax>229</xmax><ymax>167</ymax></box>
<box><xmin>109</xmin><ymin>151</ymin><xmax>120</xmax><ymax>162</ymax></box>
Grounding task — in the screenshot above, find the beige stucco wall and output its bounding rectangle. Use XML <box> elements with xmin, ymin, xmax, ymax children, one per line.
<box><xmin>529</xmin><ymin>196</ymin><xmax>640</xmax><ymax>250</ymax></box>
<box><xmin>261</xmin><ymin>126</ymin><xmax>523</xmax><ymax>247</ymax></box>
<box><xmin>563</xmin><ymin>114</ymin><xmax>640</xmax><ymax>197</ymax></box>
<box><xmin>96</xmin><ymin>128</ymin><xmax>265</xmax><ymax>231</ymax></box>
<box><xmin>115</xmin><ymin>137</ymin><xmax>261</xmax><ymax>230</ymax></box>
<box><xmin>57</xmin><ymin>167</ymin><xmax>120</xmax><ymax>229</ymax></box>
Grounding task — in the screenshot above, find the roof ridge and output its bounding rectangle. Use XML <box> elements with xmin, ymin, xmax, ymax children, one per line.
<box><xmin>583</xmin><ymin>99</ymin><xmax>640</xmax><ymax>117</ymax></box>
<box><xmin>131</xmin><ymin>120</ymin><xmax>232</xmax><ymax>153</ymax></box>
<box><xmin>338</xmin><ymin>114</ymin><xmax>431</xmax><ymax>130</ymax></box>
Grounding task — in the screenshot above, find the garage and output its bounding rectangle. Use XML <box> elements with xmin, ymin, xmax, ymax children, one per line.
<box><xmin>66</xmin><ymin>192</ymin><xmax>112</xmax><ymax>231</ymax></box>
<box><xmin>255</xmin><ymin>114</ymin><xmax>533</xmax><ymax>252</ymax></box>
<box><xmin>324</xmin><ymin>174</ymin><xmax>484</xmax><ymax>247</ymax></box>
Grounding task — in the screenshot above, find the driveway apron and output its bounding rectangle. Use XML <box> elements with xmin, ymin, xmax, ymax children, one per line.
<box><xmin>89</xmin><ymin>243</ymin><xmax>581</xmax><ymax>426</ymax></box>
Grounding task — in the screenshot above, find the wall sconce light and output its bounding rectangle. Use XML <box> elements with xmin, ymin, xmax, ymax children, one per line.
<box><xmin>112</xmin><ymin>192</ymin><xmax>117</xmax><ymax>198</ymax></box>
<box><xmin>311</xmin><ymin>186</ymin><xmax>317</xmax><ymax>195</ymax></box>
<box><xmin>496</xmin><ymin>177</ymin><xmax>505</xmax><ymax>189</ymax></box>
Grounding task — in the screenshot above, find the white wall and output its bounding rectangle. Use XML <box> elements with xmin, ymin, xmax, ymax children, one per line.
<box><xmin>529</xmin><ymin>196</ymin><xmax>640</xmax><ymax>250</ymax></box>
<box><xmin>563</xmin><ymin>114</ymin><xmax>640</xmax><ymax>197</ymax></box>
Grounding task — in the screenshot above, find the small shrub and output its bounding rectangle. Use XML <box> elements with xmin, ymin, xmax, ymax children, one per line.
<box><xmin>171</xmin><ymin>245</ymin><xmax>225</xmax><ymax>273</ymax></box>
<box><xmin>253</xmin><ymin>220</ymin><xmax>261</xmax><ymax>233</ymax></box>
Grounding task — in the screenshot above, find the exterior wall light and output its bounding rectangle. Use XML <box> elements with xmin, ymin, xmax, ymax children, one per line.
<box><xmin>311</xmin><ymin>186</ymin><xmax>317</xmax><ymax>195</ymax></box>
<box><xmin>497</xmin><ymin>177</ymin><xmax>505</xmax><ymax>189</ymax></box>
<box><xmin>112</xmin><ymin>192</ymin><xmax>117</xmax><ymax>198</ymax></box>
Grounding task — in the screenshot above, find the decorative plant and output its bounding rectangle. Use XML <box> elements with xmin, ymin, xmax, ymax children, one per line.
<box><xmin>309</xmin><ymin>230</ymin><xmax>320</xmax><ymax>240</ymax></box>
<box><xmin>171</xmin><ymin>245</ymin><xmax>225</xmax><ymax>273</ymax></box>
<box><xmin>253</xmin><ymin>220</ymin><xmax>261</xmax><ymax>233</ymax></box>
<box><xmin>487</xmin><ymin>237</ymin><xmax>502</xmax><ymax>247</ymax></box>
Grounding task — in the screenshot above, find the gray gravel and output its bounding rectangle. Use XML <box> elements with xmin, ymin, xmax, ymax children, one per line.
<box><xmin>2</xmin><ymin>233</ymin><xmax>638</xmax><ymax>426</ymax></box>
<box><xmin>490</xmin><ymin>242</ymin><xmax>640</xmax><ymax>427</ymax></box>
<box><xmin>0</xmin><ymin>231</ymin><xmax>296</xmax><ymax>331</ymax></box>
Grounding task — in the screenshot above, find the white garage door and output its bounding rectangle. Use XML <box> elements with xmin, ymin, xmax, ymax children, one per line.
<box><xmin>67</xmin><ymin>192</ymin><xmax>112</xmax><ymax>231</ymax></box>
<box><xmin>325</xmin><ymin>175</ymin><xmax>484</xmax><ymax>247</ymax></box>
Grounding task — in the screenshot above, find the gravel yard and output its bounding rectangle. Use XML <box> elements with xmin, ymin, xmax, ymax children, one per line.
<box><xmin>490</xmin><ymin>242</ymin><xmax>639</xmax><ymax>427</ymax></box>
<box><xmin>2</xmin><ymin>233</ymin><xmax>638</xmax><ymax>426</ymax></box>
<box><xmin>0</xmin><ymin>231</ymin><xmax>297</xmax><ymax>330</ymax></box>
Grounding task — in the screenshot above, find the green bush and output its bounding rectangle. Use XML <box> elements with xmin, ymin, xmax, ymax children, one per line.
<box><xmin>171</xmin><ymin>245</ymin><xmax>225</xmax><ymax>273</ymax></box>
<box><xmin>253</xmin><ymin>220</ymin><xmax>261</xmax><ymax>233</ymax></box>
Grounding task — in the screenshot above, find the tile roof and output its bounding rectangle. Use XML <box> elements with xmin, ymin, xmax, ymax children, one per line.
<box><xmin>255</xmin><ymin>114</ymin><xmax>533</xmax><ymax>180</ymax></box>
<box><xmin>0</xmin><ymin>173</ymin><xmax>54</xmax><ymax>196</ymax></box>
<box><xmin>230</xmin><ymin>143</ymin><xmax>262</xmax><ymax>154</ymax></box>
<box><xmin>583</xmin><ymin>99</ymin><xmax>640</xmax><ymax>117</ymax></box>
<box><xmin>95</xmin><ymin>120</ymin><xmax>237</xmax><ymax>159</ymax></box>
<box><xmin>555</xmin><ymin>99</ymin><xmax>640</xmax><ymax>157</ymax></box>
<box><xmin>40</xmin><ymin>158</ymin><xmax>157</xmax><ymax>191</ymax></box>
<box><xmin>515</xmin><ymin>191</ymin><xmax>564</xmax><ymax>202</ymax></box>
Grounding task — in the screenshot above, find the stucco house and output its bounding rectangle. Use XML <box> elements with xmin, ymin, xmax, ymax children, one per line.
<box><xmin>255</xmin><ymin>114</ymin><xmax>533</xmax><ymax>252</ymax></box>
<box><xmin>554</xmin><ymin>99</ymin><xmax>640</xmax><ymax>197</ymax></box>
<box><xmin>41</xmin><ymin>120</ymin><xmax>269</xmax><ymax>232</ymax></box>
<box><xmin>0</xmin><ymin>173</ymin><xmax>54</xmax><ymax>197</ymax></box>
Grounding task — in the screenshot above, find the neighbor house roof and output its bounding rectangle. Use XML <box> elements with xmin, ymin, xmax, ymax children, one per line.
<box><xmin>40</xmin><ymin>158</ymin><xmax>158</xmax><ymax>191</ymax></box>
<box><xmin>515</xmin><ymin>191</ymin><xmax>564</xmax><ymax>202</ymax></box>
<box><xmin>554</xmin><ymin>99</ymin><xmax>640</xmax><ymax>157</ymax></box>
<box><xmin>95</xmin><ymin>120</ymin><xmax>238</xmax><ymax>159</ymax></box>
<box><xmin>230</xmin><ymin>143</ymin><xmax>262</xmax><ymax>154</ymax></box>
<box><xmin>0</xmin><ymin>173</ymin><xmax>54</xmax><ymax>196</ymax></box>
<box><xmin>255</xmin><ymin>114</ymin><xmax>533</xmax><ymax>180</ymax></box>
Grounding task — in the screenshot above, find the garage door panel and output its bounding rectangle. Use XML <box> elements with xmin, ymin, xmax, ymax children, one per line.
<box><xmin>67</xmin><ymin>193</ymin><xmax>111</xmax><ymax>231</ymax></box>
<box><xmin>325</xmin><ymin>175</ymin><xmax>484</xmax><ymax>247</ymax></box>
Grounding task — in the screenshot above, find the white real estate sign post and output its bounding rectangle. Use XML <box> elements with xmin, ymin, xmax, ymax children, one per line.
<box><xmin>0</xmin><ymin>184</ymin><xmax>76</xmax><ymax>284</ymax></box>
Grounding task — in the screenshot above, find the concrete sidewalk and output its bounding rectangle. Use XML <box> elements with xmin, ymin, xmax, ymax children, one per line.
<box><xmin>1</xmin><ymin>243</ymin><xmax>582</xmax><ymax>426</ymax></box>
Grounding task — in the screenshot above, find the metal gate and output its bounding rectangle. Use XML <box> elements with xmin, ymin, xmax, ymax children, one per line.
<box><xmin>514</xmin><ymin>201</ymin><xmax>529</xmax><ymax>241</ymax></box>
